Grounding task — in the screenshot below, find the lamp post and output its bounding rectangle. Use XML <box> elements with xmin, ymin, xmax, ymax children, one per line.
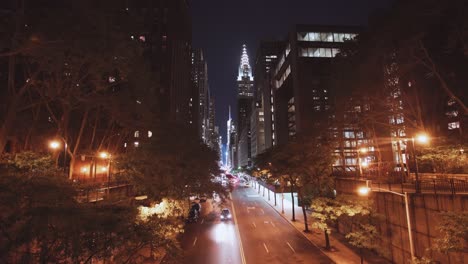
<box><xmin>358</xmin><ymin>186</ymin><xmax>415</xmax><ymax>260</ymax></box>
<box><xmin>357</xmin><ymin>147</ymin><xmax>368</xmax><ymax>178</ymax></box>
<box><xmin>408</xmin><ymin>133</ymin><xmax>429</xmax><ymax>193</ymax></box>
<box><xmin>49</xmin><ymin>139</ymin><xmax>68</xmax><ymax>173</ymax></box>
<box><xmin>98</xmin><ymin>151</ymin><xmax>112</xmax><ymax>196</ymax></box>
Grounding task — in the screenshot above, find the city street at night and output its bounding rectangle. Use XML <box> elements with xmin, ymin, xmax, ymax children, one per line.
<box><xmin>181</xmin><ymin>184</ymin><xmax>333</xmax><ymax>264</ymax></box>
<box><xmin>1</xmin><ymin>1</ymin><xmax>466</xmax><ymax>263</ymax></box>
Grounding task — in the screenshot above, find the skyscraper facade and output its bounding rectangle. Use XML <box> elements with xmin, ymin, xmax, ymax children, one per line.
<box><xmin>236</xmin><ymin>45</ymin><xmax>254</xmax><ymax>167</ymax></box>
<box><xmin>191</xmin><ymin>48</ymin><xmax>209</xmax><ymax>140</ymax></box>
<box><xmin>251</xmin><ymin>41</ymin><xmax>284</xmax><ymax>158</ymax></box>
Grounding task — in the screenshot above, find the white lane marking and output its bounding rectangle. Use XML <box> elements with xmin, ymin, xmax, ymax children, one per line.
<box><xmin>271</xmin><ymin>221</ymin><xmax>276</xmax><ymax>228</ymax></box>
<box><xmin>252</xmin><ymin>222</ymin><xmax>257</xmax><ymax>228</ymax></box>
<box><xmin>192</xmin><ymin>237</ymin><xmax>198</xmax><ymax>247</ymax></box>
<box><xmin>263</xmin><ymin>243</ymin><xmax>269</xmax><ymax>253</ymax></box>
<box><xmin>286</xmin><ymin>242</ymin><xmax>296</xmax><ymax>253</ymax></box>
<box><xmin>260</xmin><ymin>209</ymin><xmax>265</xmax><ymax>214</ymax></box>
<box><xmin>201</xmin><ymin>219</ymin><xmax>204</xmax><ymax>224</ymax></box>
<box><xmin>230</xmin><ymin>193</ymin><xmax>247</xmax><ymax>264</ymax></box>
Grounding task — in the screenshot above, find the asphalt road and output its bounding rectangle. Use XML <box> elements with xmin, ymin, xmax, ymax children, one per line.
<box><xmin>180</xmin><ymin>184</ymin><xmax>334</xmax><ymax>264</ymax></box>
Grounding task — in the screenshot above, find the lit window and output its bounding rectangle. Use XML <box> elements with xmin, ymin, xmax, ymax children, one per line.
<box><xmin>134</xmin><ymin>141</ymin><xmax>139</xmax><ymax>147</ymax></box>
<box><xmin>124</xmin><ymin>142</ymin><xmax>127</xmax><ymax>148</ymax></box>
<box><xmin>134</xmin><ymin>131</ymin><xmax>139</xmax><ymax>138</ymax></box>
<box><xmin>148</xmin><ymin>131</ymin><xmax>153</xmax><ymax>138</ymax></box>
<box><xmin>446</xmin><ymin>111</ymin><xmax>458</xmax><ymax>117</ymax></box>
<box><xmin>448</xmin><ymin>122</ymin><xmax>460</xmax><ymax>130</ymax></box>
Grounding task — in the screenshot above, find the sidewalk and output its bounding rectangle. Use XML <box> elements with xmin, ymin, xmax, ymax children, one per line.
<box><xmin>250</xmin><ymin>181</ymin><xmax>390</xmax><ymax>264</ymax></box>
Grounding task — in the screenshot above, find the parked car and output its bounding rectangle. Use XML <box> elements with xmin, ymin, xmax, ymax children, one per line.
<box><xmin>220</xmin><ymin>208</ymin><xmax>232</xmax><ymax>221</ymax></box>
<box><xmin>191</xmin><ymin>202</ymin><xmax>201</xmax><ymax>213</ymax></box>
<box><xmin>187</xmin><ymin>209</ymin><xmax>198</xmax><ymax>223</ymax></box>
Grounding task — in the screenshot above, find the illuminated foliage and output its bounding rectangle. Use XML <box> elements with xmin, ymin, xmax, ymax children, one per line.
<box><xmin>433</xmin><ymin>212</ymin><xmax>468</xmax><ymax>254</ymax></box>
<box><xmin>310</xmin><ymin>195</ymin><xmax>372</xmax><ymax>250</ymax></box>
<box><xmin>0</xmin><ymin>152</ymin><xmax>182</xmax><ymax>263</ymax></box>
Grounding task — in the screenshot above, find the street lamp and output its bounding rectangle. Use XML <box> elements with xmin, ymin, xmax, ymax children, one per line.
<box><xmin>358</xmin><ymin>186</ymin><xmax>415</xmax><ymax>260</ymax></box>
<box><xmin>98</xmin><ymin>151</ymin><xmax>112</xmax><ymax>196</ymax></box>
<box><xmin>357</xmin><ymin>147</ymin><xmax>368</xmax><ymax>178</ymax></box>
<box><xmin>48</xmin><ymin>139</ymin><xmax>68</xmax><ymax>173</ymax></box>
<box><xmin>409</xmin><ymin>133</ymin><xmax>430</xmax><ymax>193</ymax></box>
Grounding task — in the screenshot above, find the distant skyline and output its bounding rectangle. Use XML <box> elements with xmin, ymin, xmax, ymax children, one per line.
<box><xmin>190</xmin><ymin>0</ymin><xmax>393</xmax><ymax>143</ymax></box>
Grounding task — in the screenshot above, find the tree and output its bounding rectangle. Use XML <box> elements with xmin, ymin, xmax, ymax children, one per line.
<box><xmin>417</xmin><ymin>143</ymin><xmax>468</xmax><ymax>174</ymax></box>
<box><xmin>346</xmin><ymin>224</ymin><xmax>380</xmax><ymax>264</ymax></box>
<box><xmin>0</xmin><ymin>2</ymin><xmax>157</xmax><ymax>172</ymax></box>
<box><xmin>310</xmin><ymin>195</ymin><xmax>371</xmax><ymax>250</ymax></box>
<box><xmin>266</xmin><ymin>136</ymin><xmax>334</xmax><ymax>230</ymax></box>
<box><xmin>0</xmin><ymin>152</ymin><xmax>182</xmax><ymax>263</ymax></box>
<box><xmin>115</xmin><ymin>122</ymin><xmax>225</xmax><ymax>203</ymax></box>
<box><xmin>344</xmin><ymin>203</ymin><xmax>384</xmax><ymax>264</ymax></box>
<box><xmin>433</xmin><ymin>212</ymin><xmax>468</xmax><ymax>255</ymax></box>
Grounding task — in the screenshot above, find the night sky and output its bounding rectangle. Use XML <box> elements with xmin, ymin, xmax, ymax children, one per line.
<box><xmin>190</xmin><ymin>0</ymin><xmax>393</xmax><ymax>144</ymax></box>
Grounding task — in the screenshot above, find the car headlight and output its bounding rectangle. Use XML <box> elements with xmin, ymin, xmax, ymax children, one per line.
<box><xmin>228</xmin><ymin>214</ymin><xmax>232</xmax><ymax>218</ymax></box>
<box><xmin>220</xmin><ymin>215</ymin><xmax>224</xmax><ymax>219</ymax></box>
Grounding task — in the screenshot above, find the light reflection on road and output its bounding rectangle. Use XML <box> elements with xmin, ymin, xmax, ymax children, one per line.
<box><xmin>211</xmin><ymin>222</ymin><xmax>237</xmax><ymax>244</ymax></box>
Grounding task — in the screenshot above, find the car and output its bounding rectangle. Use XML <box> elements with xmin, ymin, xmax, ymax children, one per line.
<box><xmin>220</xmin><ymin>208</ymin><xmax>232</xmax><ymax>221</ymax></box>
<box><xmin>187</xmin><ymin>209</ymin><xmax>198</xmax><ymax>223</ymax></box>
<box><xmin>191</xmin><ymin>202</ymin><xmax>201</xmax><ymax>213</ymax></box>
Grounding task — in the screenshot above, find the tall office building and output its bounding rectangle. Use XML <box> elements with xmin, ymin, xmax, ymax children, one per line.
<box><xmin>191</xmin><ymin>48</ymin><xmax>209</xmax><ymax>140</ymax></box>
<box><xmin>271</xmin><ymin>25</ymin><xmax>365</xmax><ymax>174</ymax></box>
<box><xmin>272</xmin><ymin>25</ymin><xmax>360</xmax><ymax>144</ymax></box>
<box><xmin>251</xmin><ymin>41</ymin><xmax>284</xmax><ymax>157</ymax></box>
<box><xmin>226</xmin><ymin>106</ymin><xmax>238</xmax><ymax>169</ymax></box>
<box><xmin>236</xmin><ymin>45</ymin><xmax>254</xmax><ymax>167</ymax></box>
<box><xmin>125</xmin><ymin>0</ymin><xmax>193</xmax><ymax>125</ymax></box>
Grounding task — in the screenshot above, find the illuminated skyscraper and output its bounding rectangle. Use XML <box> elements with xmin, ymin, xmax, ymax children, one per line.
<box><xmin>237</xmin><ymin>45</ymin><xmax>254</xmax><ymax>167</ymax></box>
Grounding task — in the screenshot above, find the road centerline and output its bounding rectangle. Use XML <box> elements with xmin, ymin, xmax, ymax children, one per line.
<box><xmin>192</xmin><ymin>237</ymin><xmax>197</xmax><ymax>247</ymax></box>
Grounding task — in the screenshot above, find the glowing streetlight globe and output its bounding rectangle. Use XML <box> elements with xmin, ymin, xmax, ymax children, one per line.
<box><xmin>361</xmin><ymin>161</ymin><xmax>369</xmax><ymax>168</ymax></box>
<box><xmin>358</xmin><ymin>187</ymin><xmax>370</xmax><ymax>196</ymax></box>
<box><xmin>99</xmin><ymin>152</ymin><xmax>110</xmax><ymax>159</ymax></box>
<box><xmin>415</xmin><ymin>134</ymin><xmax>429</xmax><ymax>144</ymax></box>
<box><xmin>49</xmin><ymin>141</ymin><xmax>60</xmax><ymax>150</ymax></box>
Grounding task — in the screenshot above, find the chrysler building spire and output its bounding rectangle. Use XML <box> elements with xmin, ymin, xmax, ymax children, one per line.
<box><xmin>238</xmin><ymin>44</ymin><xmax>253</xmax><ymax>81</ymax></box>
